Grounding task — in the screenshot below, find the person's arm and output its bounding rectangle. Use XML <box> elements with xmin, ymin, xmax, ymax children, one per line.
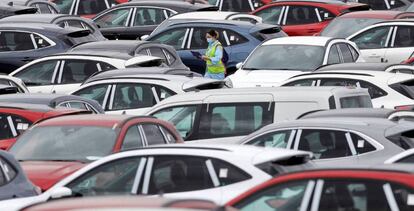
<box><xmin>209</xmin><ymin>46</ymin><xmax>223</xmax><ymax>65</ymax></box>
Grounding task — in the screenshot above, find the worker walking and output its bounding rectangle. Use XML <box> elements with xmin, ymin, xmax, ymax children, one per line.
<box><xmin>201</xmin><ymin>30</ymin><xmax>226</xmax><ymax>80</ymax></box>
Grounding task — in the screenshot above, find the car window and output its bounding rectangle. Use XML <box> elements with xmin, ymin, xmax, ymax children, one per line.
<box><xmin>0</xmin><ymin>114</ymin><xmax>31</xmax><ymax>140</ymax></box>
<box><xmin>99</xmin><ymin>62</ymin><xmax>116</xmax><ymax>71</ymax></box>
<box><xmin>95</xmin><ymin>8</ymin><xmax>130</xmax><ymax>28</ymax></box>
<box><xmin>318</xmin><ymin>7</ymin><xmax>335</xmax><ymax>22</ymax></box>
<box><xmin>320</xmin><ymin>78</ymin><xmax>386</xmax><ymax>99</ymax></box>
<box><xmin>52</xmin><ymin>0</ymin><xmax>74</xmax><ymax>14</ymax></box>
<box><xmin>350</xmin><ymin>133</ymin><xmax>376</xmax><ymax>155</ymax></box>
<box><xmin>0</xmin><ymin>158</ymin><xmax>17</xmax><ymax>183</ymax></box>
<box><xmin>338</xmin><ymin>43</ymin><xmax>354</xmax><ymax>63</ymax></box>
<box><xmin>211</xmin><ymin>158</ymin><xmax>251</xmax><ymax>186</ymax></box>
<box><xmin>162</xmin><ymin>49</ymin><xmax>176</xmax><ymax>65</ymax></box>
<box><xmin>358</xmin><ymin>0</ymin><xmax>388</xmax><ymax>9</ymax></box>
<box><xmin>234</xmin><ymin>180</ymin><xmax>310</xmax><ymax>211</ymax></box>
<box><xmin>286</xmin><ymin>6</ymin><xmax>319</xmax><ymax>25</ymax></box>
<box><xmin>148</xmin><ymin>47</ymin><xmax>167</xmax><ymax>62</ymax></box>
<box><xmin>133</xmin><ymin>8</ymin><xmax>167</xmax><ymax>26</ymax></box>
<box><xmin>148</xmin><ymin>156</ymin><xmax>214</xmax><ymax>194</ymax></box>
<box><xmin>159</xmin><ymin>126</ymin><xmax>176</xmax><ymax>144</ymax></box>
<box><xmin>142</xmin><ymin>124</ymin><xmax>166</xmax><ymax>145</ymax></box>
<box><xmin>77</xmin><ymin>0</ymin><xmax>107</xmax><ymax>15</ymax></box>
<box><xmin>152</xmin><ymin>106</ymin><xmax>198</xmax><ymax>139</ymax></box>
<box><xmin>283</xmin><ymin>79</ymin><xmax>316</xmax><ymax>87</ymax></box>
<box><xmin>395</xmin><ymin>154</ymin><xmax>414</xmax><ymax>163</ymax></box>
<box><xmin>32</xmin><ymin>34</ymin><xmax>51</xmax><ymax>49</ymax></box>
<box><xmin>255</xmin><ymin>6</ymin><xmax>283</xmax><ymax>25</ymax></box>
<box><xmin>121</xmin><ymin>125</ymin><xmax>143</xmax><ymax>150</ymax></box>
<box><xmin>67</xmin><ymin>157</ymin><xmax>141</xmax><ymax>196</ymax></box>
<box><xmin>57</xmin><ymin>101</ymin><xmax>87</xmax><ymax>110</ymax></box>
<box><xmin>298</xmin><ymin>129</ymin><xmax>352</xmax><ymax>159</ymax></box>
<box><xmin>190</xmin><ymin>28</ymin><xmax>228</xmax><ymax>49</ymax></box>
<box><xmin>246</xmin><ymin>130</ymin><xmax>292</xmax><ymax>149</ymax></box>
<box><xmin>61</xmin><ymin>60</ymin><xmax>100</xmax><ymax>84</ymax></box>
<box><xmin>137</xmin><ymin>48</ymin><xmax>149</xmax><ymax>55</ymax></box>
<box><xmin>74</xmin><ymin>84</ymin><xmax>110</xmax><ymax>106</ymax></box>
<box><xmin>222</xmin><ymin>0</ymin><xmax>253</xmax><ymax>12</ymax></box>
<box><xmin>349</xmin><ymin>45</ymin><xmax>359</xmax><ymax>61</ymax></box>
<box><xmin>388</xmin><ymin>0</ymin><xmax>406</xmax><ymax>9</ymax></box>
<box><xmin>111</xmin><ymin>83</ymin><xmax>155</xmax><ymax>111</ymax></box>
<box><xmin>328</xmin><ymin>44</ymin><xmax>341</xmax><ymax>65</ymax></box>
<box><xmin>351</xmin><ymin>26</ymin><xmax>391</xmax><ymax>50</ymax></box>
<box><xmin>198</xmin><ymin>103</ymin><xmax>273</xmax><ymax>139</ymax></box>
<box><xmin>151</xmin><ymin>28</ymin><xmax>188</xmax><ymax>50</ymax></box>
<box><xmin>339</xmin><ymin>95</ymin><xmax>373</xmax><ymax>108</ymax></box>
<box><xmin>66</xmin><ymin>20</ymin><xmax>84</xmax><ymax>29</ymax></box>
<box><xmin>394</xmin><ymin>26</ymin><xmax>414</xmax><ymax>48</ymax></box>
<box><xmin>0</xmin><ymin>32</ymin><xmax>34</xmax><ymax>51</ymax></box>
<box><xmin>153</xmin><ymin>85</ymin><xmax>175</xmax><ymax>102</ymax></box>
<box><xmin>14</xmin><ymin>60</ymin><xmax>58</xmax><ymax>86</ymax></box>
<box><xmin>225</xmin><ymin>30</ymin><xmax>248</xmax><ymax>46</ymax></box>
<box><xmin>35</xmin><ymin>3</ymin><xmax>52</xmax><ymax>14</ymax></box>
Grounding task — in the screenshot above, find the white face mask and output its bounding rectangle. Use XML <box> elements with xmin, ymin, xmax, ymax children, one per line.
<box><xmin>207</xmin><ymin>38</ymin><xmax>214</xmax><ymax>44</ymax></box>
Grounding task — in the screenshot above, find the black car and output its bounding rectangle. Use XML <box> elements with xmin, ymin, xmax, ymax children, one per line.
<box><xmin>0</xmin><ymin>150</ymin><xmax>39</xmax><ymax>200</ymax></box>
<box><xmin>93</xmin><ymin>1</ymin><xmax>218</xmax><ymax>40</ymax></box>
<box><xmin>0</xmin><ymin>14</ymin><xmax>106</xmax><ymax>40</ymax></box>
<box><xmin>0</xmin><ymin>23</ymin><xmax>100</xmax><ymax>74</ymax></box>
<box><xmin>0</xmin><ymin>3</ymin><xmax>37</xmax><ymax>19</ymax></box>
<box><xmin>8</xmin><ymin>0</ymin><xmax>59</xmax><ymax>14</ymax></box>
<box><xmin>0</xmin><ymin>94</ymin><xmax>105</xmax><ymax>113</ymax></box>
<box><xmin>70</xmin><ymin>40</ymin><xmax>189</xmax><ymax>69</ymax></box>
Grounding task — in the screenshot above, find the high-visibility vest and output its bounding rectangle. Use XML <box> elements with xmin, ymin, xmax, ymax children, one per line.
<box><xmin>205</xmin><ymin>41</ymin><xmax>225</xmax><ymax>74</ymax></box>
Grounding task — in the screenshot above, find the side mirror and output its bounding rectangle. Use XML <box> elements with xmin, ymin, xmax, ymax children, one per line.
<box><xmin>236</xmin><ymin>62</ymin><xmax>243</xmax><ymax>69</ymax></box>
<box><xmin>140</xmin><ymin>35</ymin><xmax>149</xmax><ymax>40</ymax></box>
<box><xmin>49</xmin><ymin>187</ymin><xmax>72</xmax><ymax>199</ymax></box>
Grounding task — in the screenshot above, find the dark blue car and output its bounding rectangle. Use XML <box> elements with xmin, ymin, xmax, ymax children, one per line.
<box><xmin>0</xmin><ymin>23</ymin><xmax>103</xmax><ymax>74</ymax></box>
<box><xmin>146</xmin><ymin>19</ymin><xmax>287</xmax><ymax>75</ymax></box>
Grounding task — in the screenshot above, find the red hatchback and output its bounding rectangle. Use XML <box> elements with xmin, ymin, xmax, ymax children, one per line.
<box><xmin>228</xmin><ymin>167</ymin><xmax>414</xmax><ymax>211</ymax></box>
<box><xmin>0</xmin><ymin>103</ymin><xmax>88</xmax><ymax>151</ymax></box>
<box><xmin>9</xmin><ymin>114</ymin><xmax>183</xmax><ymax>191</ymax></box>
<box><xmin>252</xmin><ymin>0</ymin><xmax>369</xmax><ymax>36</ymax></box>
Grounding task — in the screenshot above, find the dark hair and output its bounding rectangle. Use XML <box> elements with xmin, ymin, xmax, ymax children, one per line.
<box><xmin>207</xmin><ymin>29</ymin><xmax>219</xmax><ymax>38</ymax></box>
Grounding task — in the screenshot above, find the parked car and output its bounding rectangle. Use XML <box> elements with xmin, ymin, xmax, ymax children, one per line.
<box><xmin>348</xmin><ymin>0</ymin><xmax>413</xmax><ymax>10</ymax></box>
<box><xmin>9</xmin><ymin>114</ymin><xmax>183</xmax><ymax>191</ymax></box>
<box><xmin>0</xmin><ymin>23</ymin><xmax>100</xmax><ymax>74</ymax></box>
<box><xmin>0</xmin><ymin>85</ymin><xmax>21</xmax><ymax>95</ymax></box>
<box><xmin>348</xmin><ymin>19</ymin><xmax>414</xmax><ymax>64</ymax></box>
<box><xmin>69</xmin><ymin>40</ymin><xmax>188</xmax><ymax>70</ymax></box>
<box><xmin>227</xmin><ymin>166</ymin><xmax>414</xmax><ymax>211</ymax></box>
<box><xmin>93</xmin><ymin>1</ymin><xmax>218</xmax><ymax>40</ymax></box>
<box><xmin>50</xmin><ymin>0</ymin><xmax>129</xmax><ymax>19</ymax></box>
<box><xmin>8</xmin><ymin>0</ymin><xmax>59</xmax><ymax>14</ymax></box>
<box><xmin>164</xmin><ymin>11</ymin><xmax>262</xmax><ymax>24</ymax></box>
<box><xmin>403</xmin><ymin>51</ymin><xmax>414</xmax><ymax>64</ymax></box>
<box><xmin>146</xmin><ymin>87</ymin><xmax>372</xmax><ymax>142</ymax></box>
<box><xmin>0</xmin><ymin>75</ymin><xmax>29</xmax><ymax>93</ymax></box>
<box><xmin>21</xmin><ymin>197</ymin><xmax>224</xmax><ymax>211</ymax></box>
<box><xmin>0</xmin><ymin>14</ymin><xmax>106</xmax><ymax>40</ymax></box>
<box><xmin>0</xmin><ymin>93</ymin><xmax>105</xmax><ymax>113</ymax></box>
<box><xmin>280</xmin><ymin>63</ymin><xmax>414</xmax><ymax>109</ymax></box>
<box><xmin>385</xmin><ymin>148</ymin><xmax>414</xmax><ymax>163</ymax></box>
<box><xmin>71</xmin><ymin>69</ymin><xmax>227</xmax><ymax>114</ymax></box>
<box><xmin>227</xmin><ymin>36</ymin><xmax>362</xmax><ymax>88</ymax></box>
<box><xmin>146</xmin><ymin>19</ymin><xmax>286</xmax><ymax>74</ymax></box>
<box><xmin>0</xmin><ymin>150</ymin><xmax>39</xmax><ymax>201</ymax></box>
<box><xmin>0</xmin><ymin>145</ymin><xmax>313</xmax><ymax>209</ymax></box>
<box><xmin>236</xmin><ymin>117</ymin><xmax>411</xmax><ymax>166</ymax></box>
<box><xmin>0</xmin><ymin>103</ymin><xmax>89</xmax><ymax>150</ymax></box>
<box><xmin>9</xmin><ymin>50</ymin><xmax>173</xmax><ymax>94</ymax></box>
<box><xmin>0</xmin><ymin>3</ymin><xmax>37</xmax><ymax>19</ymax></box>
<box><xmin>320</xmin><ymin>10</ymin><xmax>414</xmax><ymax>38</ymax></box>
<box><xmin>252</xmin><ymin>0</ymin><xmax>369</xmax><ymax>36</ymax></box>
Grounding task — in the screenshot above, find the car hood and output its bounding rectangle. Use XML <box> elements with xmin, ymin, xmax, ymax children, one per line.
<box><xmin>228</xmin><ymin>69</ymin><xmax>307</xmax><ymax>88</ymax></box>
<box><xmin>21</xmin><ymin>161</ymin><xmax>86</xmax><ymax>191</ymax></box>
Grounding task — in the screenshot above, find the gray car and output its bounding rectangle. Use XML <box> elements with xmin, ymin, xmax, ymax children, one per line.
<box><xmin>0</xmin><ymin>150</ymin><xmax>38</xmax><ymax>200</ymax></box>
<box><xmin>236</xmin><ymin>117</ymin><xmax>413</xmax><ymax>166</ymax></box>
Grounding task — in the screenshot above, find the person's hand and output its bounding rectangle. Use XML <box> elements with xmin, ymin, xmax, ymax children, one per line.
<box><xmin>201</xmin><ymin>55</ymin><xmax>209</xmax><ymax>61</ymax></box>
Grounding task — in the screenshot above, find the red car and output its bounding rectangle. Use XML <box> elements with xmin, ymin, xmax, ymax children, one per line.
<box><xmin>402</xmin><ymin>52</ymin><xmax>414</xmax><ymax>65</ymax></box>
<box><xmin>252</xmin><ymin>0</ymin><xmax>369</xmax><ymax>36</ymax></box>
<box><xmin>0</xmin><ymin>103</ymin><xmax>88</xmax><ymax>151</ymax></box>
<box><xmin>9</xmin><ymin>114</ymin><xmax>183</xmax><ymax>191</ymax></box>
<box><xmin>320</xmin><ymin>10</ymin><xmax>414</xmax><ymax>38</ymax></box>
<box><xmin>227</xmin><ymin>167</ymin><xmax>414</xmax><ymax>210</ymax></box>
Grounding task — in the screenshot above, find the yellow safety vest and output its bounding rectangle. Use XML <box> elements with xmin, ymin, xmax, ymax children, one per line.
<box><xmin>205</xmin><ymin>41</ymin><xmax>225</xmax><ymax>74</ymax></box>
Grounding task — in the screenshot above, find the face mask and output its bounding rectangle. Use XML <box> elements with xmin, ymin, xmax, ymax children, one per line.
<box><xmin>207</xmin><ymin>38</ymin><xmax>213</xmax><ymax>44</ymax></box>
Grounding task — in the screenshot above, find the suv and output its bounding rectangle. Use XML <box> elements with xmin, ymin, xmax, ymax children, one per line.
<box><xmin>146</xmin><ymin>87</ymin><xmax>372</xmax><ymax>142</ymax></box>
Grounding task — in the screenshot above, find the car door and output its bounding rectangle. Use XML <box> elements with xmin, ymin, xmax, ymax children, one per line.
<box><xmin>93</xmin><ymin>7</ymin><xmax>134</xmax><ymax>40</ymax></box>
<box><xmin>385</xmin><ymin>25</ymin><xmax>414</xmax><ymax>64</ymax></box>
<box><xmin>349</xmin><ymin>26</ymin><xmax>393</xmax><ymax>63</ymax></box>
<box><xmin>128</xmin><ymin>7</ymin><xmax>173</xmax><ymax>40</ymax></box>
<box><xmin>52</xmin><ymin>59</ymin><xmax>101</xmax><ymax>94</ymax></box>
<box><xmin>73</xmin><ymin>83</ymin><xmax>113</xmax><ymax>109</ymax></box>
<box><xmin>281</xmin><ymin>5</ymin><xmax>334</xmax><ymax>36</ymax></box>
<box><xmin>12</xmin><ymin>60</ymin><xmax>59</xmax><ymax>93</ymax></box>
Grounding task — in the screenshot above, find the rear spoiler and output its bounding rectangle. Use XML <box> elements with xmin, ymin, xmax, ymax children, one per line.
<box><xmin>341</xmin><ymin>4</ymin><xmax>371</xmax><ymax>14</ymax></box>
<box><xmin>250</xmin><ymin>25</ymin><xmax>283</xmax><ymax>40</ymax></box>
<box><xmin>182</xmin><ymin>79</ymin><xmax>227</xmax><ymax>92</ymax></box>
<box><xmin>14</xmin><ymin>7</ymin><xmax>38</xmax><ymax>14</ymax></box>
<box><xmin>196</xmin><ymin>6</ymin><xmax>219</xmax><ymax>11</ymax></box>
<box><xmin>124</xmin><ymin>55</ymin><xmax>164</xmax><ymax>68</ymax></box>
<box><xmin>65</xmin><ymin>28</ymin><xmax>92</xmax><ymax>38</ymax></box>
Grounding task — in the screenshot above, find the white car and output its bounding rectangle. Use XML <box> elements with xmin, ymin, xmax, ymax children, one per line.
<box><xmin>0</xmin><ymin>75</ymin><xmax>29</xmax><ymax>93</ymax></box>
<box><xmin>0</xmin><ymin>145</ymin><xmax>312</xmax><ymax>210</ymax></box>
<box><xmin>385</xmin><ymin>148</ymin><xmax>414</xmax><ymax>164</ymax></box>
<box><xmin>9</xmin><ymin>52</ymin><xmax>165</xmax><ymax>94</ymax></box>
<box><xmin>348</xmin><ymin>19</ymin><xmax>414</xmax><ymax>64</ymax></box>
<box><xmin>280</xmin><ymin>62</ymin><xmax>414</xmax><ymax>109</ymax></box>
<box><xmin>70</xmin><ymin>68</ymin><xmax>226</xmax><ymax>115</ymax></box>
<box><xmin>227</xmin><ymin>36</ymin><xmax>363</xmax><ymax>88</ymax></box>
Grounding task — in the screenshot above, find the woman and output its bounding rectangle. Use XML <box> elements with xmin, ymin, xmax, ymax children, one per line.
<box><xmin>202</xmin><ymin>30</ymin><xmax>225</xmax><ymax>80</ymax></box>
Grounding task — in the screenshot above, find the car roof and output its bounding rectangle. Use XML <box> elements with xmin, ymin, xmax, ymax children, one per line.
<box><xmin>70</xmin><ymin>40</ymin><xmax>149</xmax><ymax>55</ymax></box>
<box><xmin>338</xmin><ymin>10</ymin><xmax>412</xmax><ymax>19</ymax></box>
<box><xmin>0</xmin><ymin>102</ymin><xmax>54</xmax><ymax>112</ymax></box>
<box><xmin>53</xmin><ymin>50</ymin><xmax>133</xmax><ymax>60</ymax></box>
<box><xmin>0</xmin><ymin>22</ymin><xmax>82</xmax><ymax>34</ymax></box>
<box><xmin>378</xmin><ymin>18</ymin><xmax>414</xmax><ymax>24</ymax></box>
<box><xmin>0</xmin><ymin>94</ymin><xmax>100</xmax><ymax>109</ymax></box>
<box><xmin>0</xmin><ymin>14</ymin><xmax>75</xmax><ymax>23</ymax></box>
<box><xmin>301</xmin><ymin>108</ymin><xmax>397</xmax><ymax>119</ymax></box>
<box><xmin>317</xmin><ymin>62</ymin><xmax>397</xmax><ymax>71</ymax></box>
<box><xmin>164</xmin><ymin>18</ymin><xmax>267</xmax><ymax>28</ymax></box>
<box><xmin>169</xmin><ymin>11</ymin><xmax>240</xmax><ymax>20</ymax></box>
<box><xmin>263</xmin><ymin>36</ymin><xmax>336</xmax><ymax>46</ymax></box>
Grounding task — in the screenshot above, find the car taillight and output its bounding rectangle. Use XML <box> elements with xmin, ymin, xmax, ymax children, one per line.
<box><xmin>395</xmin><ymin>105</ymin><xmax>414</xmax><ymax>111</ymax></box>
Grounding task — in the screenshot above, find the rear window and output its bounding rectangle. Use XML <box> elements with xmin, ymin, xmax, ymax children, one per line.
<box><xmin>390</xmin><ymin>80</ymin><xmax>414</xmax><ymax>99</ymax></box>
<box><xmin>339</xmin><ymin>95</ymin><xmax>373</xmax><ymax>108</ymax></box>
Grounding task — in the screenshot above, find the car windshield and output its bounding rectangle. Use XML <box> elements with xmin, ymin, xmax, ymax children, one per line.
<box><xmin>10</xmin><ymin>126</ymin><xmax>117</xmax><ymax>162</ymax></box>
<box><xmin>408</xmin><ymin>3</ymin><xmax>414</xmax><ymax>11</ymax></box>
<box><xmin>51</xmin><ymin>0</ymin><xmax>74</xmax><ymax>14</ymax></box>
<box><xmin>321</xmin><ymin>18</ymin><xmax>385</xmax><ymax>38</ymax></box>
<box><xmin>243</xmin><ymin>45</ymin><xmax>325</xmax><ymax>71</ymax></box>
